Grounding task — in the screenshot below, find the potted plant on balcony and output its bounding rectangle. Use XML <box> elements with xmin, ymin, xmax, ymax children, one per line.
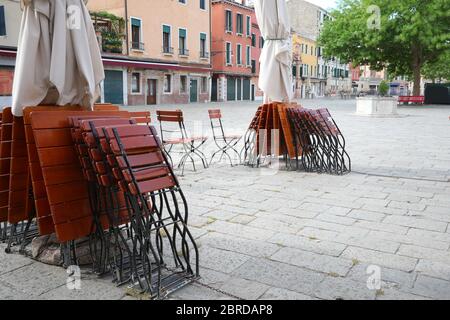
<box><xmin>102</xmin><ymin>31</ymin><xmax>123</xmax><ymax>54</ymax></box>
<box><xmin>356</xmin><ymin>80</ymin><xmax>398</xmax><ymax>117</ymax></box>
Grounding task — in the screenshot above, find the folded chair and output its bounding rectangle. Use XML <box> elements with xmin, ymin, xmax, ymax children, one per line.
<box><xmin>287</xmin><ymin>108</ymin><xmax>351</xmax><ymax>175</ymax></box>
<box><xmin>208</xmin><ymin>109</ymin><xmax>241</xmax><ymax>166</ymax></box>
<box><xmin>156</xmin><ymin>110</ymin><xmax>208</xmax><ymax>175</ymax></box>
<box><xmin>104</xmin><ymin>123</ymin><xmax>199</xmax><ymax>298</ymax></box>
<box><xmin>241</xmin><ymin>106</ymin><xmax>262</xmax><ymax>167</ymax></box>
<box><xmin>71</xmin><ymin>116</ymin><xmax>131</xmax><ymax>274</ymax></box>
<box><xmin>316</xmin><ymin>108</ymin><xmax>351</xmax><ymax>174</ymax></box>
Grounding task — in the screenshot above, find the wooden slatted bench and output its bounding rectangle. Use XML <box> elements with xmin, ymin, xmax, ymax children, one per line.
<box><xmin>398</xmin><ymin>96</ymin><xmax>425</xmax><ymax>105</ymax></box>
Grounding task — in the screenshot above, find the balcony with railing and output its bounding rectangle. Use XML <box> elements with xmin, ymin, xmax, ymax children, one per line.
<box><xmin>163</xmin><ymin>46</ymin><xmax>174</xmax><ymax>55</ymax></box>
<box><xmin>131</xmin><ymin>42</ymin><xmax>145</xmax><ymax>51</ymax></box>
<box><xmin>200</xmin><ymin>51</ymin><xmax>210</xmax><ymax>59</ymax></box>
<box><xmin>179</xmin><ymin>48</ymin><xmax>190</xmax><ymax>57</ymax></box>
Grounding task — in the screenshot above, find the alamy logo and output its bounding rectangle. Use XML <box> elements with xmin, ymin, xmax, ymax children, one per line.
<box><xmin>67</xmin><ymin>5</ymin><xmax>82</xmax><ymax>30</ymax></box>
<box><xmin>367</xmin><ymin>5</ymin><xmax>381</xmax><ymax>30</ymax></box>
<box><xmin>366</xmin><ymin>265</ymin><xmax>382</xmax><ymax>290</ymax></box>
<box><xmin>66</xmin><ymin>265</ymin><xmax>81</xmax><ymax>290</ymax></box>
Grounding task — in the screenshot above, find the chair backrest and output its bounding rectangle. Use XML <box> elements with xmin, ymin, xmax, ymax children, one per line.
<box><xmin>317</xmin><ymin>108</ymin><xmax>340</xmax><ymax>136</ymax></box>
<box><xmin>208</xmin><ymin>109</ymin><xmax>226</xmax><ymax>140</ymax></box>
<box><xmin>105</xmin><ymin>124</ymin><xmax>177</xmax><ymax>196</ymax></box>
<box><xmin>208</xmin><ymin>109</ymin><xmax>222</xmax><ymax>119</ymax></box>
<box><xmin>130</xmin><ymin>111</ymin><xmax>151</xmax><ymax>125</ymax></box>
<box><xmin>156</xmin><ymin>110</ymin><xmax>188</xmax><ymax>142</ymax></box>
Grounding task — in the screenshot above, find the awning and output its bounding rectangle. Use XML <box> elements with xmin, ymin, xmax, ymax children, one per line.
<box><xmin>0</xmin><ymin>48</ymin><xmax>212</xmax><ymax>74</ymax></box>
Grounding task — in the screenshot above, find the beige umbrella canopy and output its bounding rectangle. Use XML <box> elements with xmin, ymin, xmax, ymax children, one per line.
<box><xmin>254</xmin><ymin>0</ymin><xmax>293</xmax><ymax>103</ymax></box>
<box><xmin>12</xmin><ymin>0</ymin><xmax>104</xmax><ymax>117</ymax></box>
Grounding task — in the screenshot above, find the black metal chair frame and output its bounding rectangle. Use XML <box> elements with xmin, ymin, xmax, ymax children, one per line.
<box><xmin>157</xmin><ymin>111</ymin><xmax>208</xmax><ymax>175</ymax></box>
<box><xmin>107</xmin><ymin>124</ymin><xmax>200</xmax><ymax>299</ymax></box>
<box><xmin>287</xmin><ymin>108</ymin><xmax>351</xmax><ymax>175</ymax></box>
<box><xmin>208</xmin><ymin>110</ymin><xmax>241</xmax><ymax>166</ymax></box>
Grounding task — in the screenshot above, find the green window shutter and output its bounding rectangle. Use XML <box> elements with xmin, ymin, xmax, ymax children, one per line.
<box><xmin>0</xmin><ymin>6</ymin><xmax>5</xmax><ymax>36</ymax></box>
<box><xmin>200</xmin><ymin>33</ymin><xmax>206</xmax><ymax>40</ymax></box>
<box><xmin>163</xmin><ymin>25</ymin><xmax>171</xmax><ymax>34</ymax></box>
<box><xmin>179</xmin><ymin>29</ymin><xmax>186</xmax><ymax>38</ymax></box>
<box><xmin>131</xmin><ymin>18</ymin><xmax>141</xmax><ymax>27</ymax></box>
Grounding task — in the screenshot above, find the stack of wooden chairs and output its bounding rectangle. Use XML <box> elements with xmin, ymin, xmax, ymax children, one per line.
<box><xmin>242</xmin><ymin>103</ymin><xmax>351</xmax><ymax>175</ymax></box>
<box><xmin>242</xmin><ymin>102</ymin><xmax>302</xmax><ymax>168</ymax></box>
<box><xmin>287</xmin><ymin>107</ymin><xmax>351</xmax><ymax>175</ymax></box>
<box><xmin>0</xmin><ymin>104</ymin><xmax>199</xmax><ymax>299</ymax></box>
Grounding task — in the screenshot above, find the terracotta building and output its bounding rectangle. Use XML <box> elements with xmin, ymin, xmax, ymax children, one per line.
<box><xmin>211</xmin><ymin>0</ymin><xmax>256</xmax><ymax>102</ymax></box>
<box><xmin>88</xmin><ymin>0</ymin><xmax>212</xmax><ymax>105</ymax></box>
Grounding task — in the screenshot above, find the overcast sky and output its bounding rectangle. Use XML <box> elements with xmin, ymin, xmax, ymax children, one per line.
<box><xmin>304</xmin><ymin>0</ymin><xmax>338</xmax><ymax>10</ymax></box>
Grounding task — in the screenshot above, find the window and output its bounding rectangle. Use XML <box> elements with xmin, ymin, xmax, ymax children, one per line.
<box><xmin>225</xmin><ymin>10</ymin><xmax>232</xmax><ymax>32</ymax></box>
<box><xmin>200</xmin><ymin>0</ymin><xmax>206</xmax><ymax>10</ymax></box>
<box><xmin>201</xmin><ymin>77</ymin><xmax>208</xmax><ymax>93</ymax></box>
<box><xmin>164</xmin><ymin>74</ymin><xmax>172</xmax><ymax>93</ymax></box>
<box><xmin>246</xmin><ymin>46</ymin><xmax>251</xmax><ymax>66</ymax></box>
<box><xmin>226</xmin><ymin>42</ymin><xmax>232</xmax><ymax>65</ymax></box>
<box><xmin>236</xmin><ymin>13</ymin><xmax>243</xmax><ymax>35</ymax></box>
<box><xmin>246</xmin><ymin>16</ymin><xmax>251</xmax><ymax>36</ymax></box>
<box><xmin>259</xmin><ymin>37</ymin><xmax>264</xmax><ymax>48</ymax></box>
<box><xmin>179</xmin><ymin>28</ymin><xmax>188</xmax><ymax>55</ymax></box>
<box><xmin>305</xmin><ymin>44</ymin><xmax>308</xmax><ymax>54</ymax></box>
<box><xmin>179</xmin><ymin>0</ymin><xmax>186</xmax><ymax>3</ymax></box>
<box><xmin>200</xmin><ymin>33</ymin><xmax>207</xmax><ymax>58</ymax></box>
<box><xmin>131</xmin><ymin>18</ymin><xmax>143</xmax><ymax>50</ymax></box>
<box><xmin>236</xmin><ymin>44</ymin><xmax>242</xmax><ymax>65</ymax></box>
<box><xmin>251</xmin><ymin>60</ymin><xmax>256</xmax><ymax>74</ymax></box>
<box><xmin>131</xmin><ymin>73</ymin><xmax>141</xmax><ymax>93</ymax></box>
<box><xmin>0</xmin><ymin>6</ymin><xmax>5</xmax><ymax>36</ymax></box>
<box><xmin>180</xmin><ymin>75</ymin><xmax>187</xmax><ymax>93</ymax></box>
<box><xmin>251</xmin><ymin>33</ymin><xmax>256</xmax><ymax>47</ymax></box>
<box><xmin>162</xmin><ymin>25</ymin><xmax>172</xmax><ymax>54</ymax></box>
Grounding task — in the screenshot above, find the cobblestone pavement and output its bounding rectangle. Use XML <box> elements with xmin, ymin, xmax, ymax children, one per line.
<box><xmin>1</xmin><ymin>98</ymin><xmax>450</xmax><ymax>300</ymax></box>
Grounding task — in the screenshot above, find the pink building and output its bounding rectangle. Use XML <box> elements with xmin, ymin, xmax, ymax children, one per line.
<box><xmin>349</xmin><ymin>64</ymin><xmax>360</xmax><ymax>82</ymax></box>
<box><xmin>211</xmin><ymin>0</ymin><xmax>256</xmax><ymax>102</ymax></box>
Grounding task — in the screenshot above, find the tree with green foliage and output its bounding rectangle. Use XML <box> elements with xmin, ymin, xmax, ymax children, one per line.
<box><xmin>378</xmin><ymin>80</ymin><xmax>389</xmax><ymax>96</ymax></box>
<box><xmin>318</xmin><ymin>0</ymin><xmax>450</xmax><ymax>95</ymax></box>
<box><xmin>422</xmin><ymin>51</ymin><xmax>450</xmax><ymax>82</ymax></box>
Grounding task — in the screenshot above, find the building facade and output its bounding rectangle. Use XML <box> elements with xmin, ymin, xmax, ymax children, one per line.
<box><xmin>211</xmin><ymin>0</ymin><xmax>255</xmax><ymax>102</ymax></box>
<box><xmin>0</xmin><ymin>0</ymin><xmax>21</xmax><ymax>107</ymax></box>
<box><xmin>88</xmin><ymin>0</ymin><xmax>212</xmax><ymax>105</ymax></box>
<box><xmin>292</xmin><ymin>34</ymin><xmax>319</xmax><ymax>99</ymax></box>
<box><xmin>288</xmin><ymin>0</ymin><xmax>351</xmax><ymax>97</ymax></box>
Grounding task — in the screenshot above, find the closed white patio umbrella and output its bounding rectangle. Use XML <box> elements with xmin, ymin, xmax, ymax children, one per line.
<box><xmin>254</xmin><ymin>0</ymin><xmax>293</xmax><ymax>103</ymax></box>
<box><xmin>12</xmin><ymin>0</ymin><xmax>104</xmax><ymax>117</ymax></box>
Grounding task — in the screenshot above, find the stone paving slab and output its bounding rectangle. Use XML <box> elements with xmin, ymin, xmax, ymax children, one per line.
<box><xmin>1</xmin><ymin>99</ymin><xmax>450</xmax><ymax>300</ymax></box>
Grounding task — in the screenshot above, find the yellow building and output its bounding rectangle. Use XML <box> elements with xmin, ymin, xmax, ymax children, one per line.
<box><xmin>88</xmin><ymin>0</ymin><xmax>212</xmax><ymax>105</ymax></box>
<box><xmin>292</xmin><ymin>33</ymin><xmax>319</xmax><ymax>98</ymax></box>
